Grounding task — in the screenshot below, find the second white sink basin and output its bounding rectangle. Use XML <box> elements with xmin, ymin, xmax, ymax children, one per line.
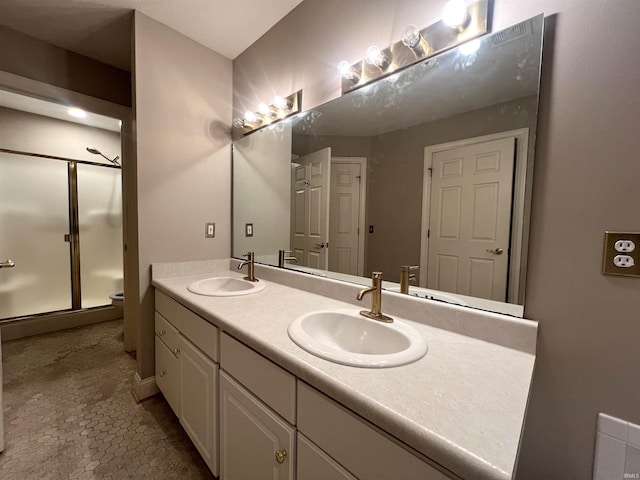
<box><xmin>288</xmin><ymin>309</ymin><xmax>427</xmax><ymax>368</ymax></box>
<box><xmin>187</xmin><ymin>276</ymin><xmax>265</xmax><ymax>297</ymax></box>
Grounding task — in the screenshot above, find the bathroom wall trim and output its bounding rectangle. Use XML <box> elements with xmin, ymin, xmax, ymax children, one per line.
<box><xmin>132</xmin><ymin>373</ymin><xmax>159</xmax><ymax>403</ymax></box>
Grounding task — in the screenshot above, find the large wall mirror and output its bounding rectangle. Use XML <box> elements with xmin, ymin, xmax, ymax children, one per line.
<box><xmin>233</xmin><ymin>14</ymin><xmax>544</xmax><ymax>317</ymax></box>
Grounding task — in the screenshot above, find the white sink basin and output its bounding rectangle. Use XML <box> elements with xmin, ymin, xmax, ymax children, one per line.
<box><xmin>288</xmin><ymin>309</ymin><xmax>427</xmax><ymax>368</ymax></box>
<box><xmin>187</xmin><ymin>277</ymin><xmax>265</xmax><ymax>297</ymax></box>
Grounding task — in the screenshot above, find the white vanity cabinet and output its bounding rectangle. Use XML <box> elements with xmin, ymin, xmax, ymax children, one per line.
<box><xmin>154</xmin><ymin>291</ymin><xmax>219</xmax><ymax>476</ymax></box>
<box><xmin>219</xmin><ymin>332</ymin><xmax>296</xmax><ymax>480</ymax></box>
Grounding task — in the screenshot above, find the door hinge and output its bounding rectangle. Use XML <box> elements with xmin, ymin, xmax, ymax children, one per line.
<box><xmin>428</xmin><ymin>167</ymin><xmax>433</xmax><ymax>177</ymax></box>
<box><xmin>427</xmin><ymin>229</ymin><xmax>430</xmax><ymax>238</ymax></box>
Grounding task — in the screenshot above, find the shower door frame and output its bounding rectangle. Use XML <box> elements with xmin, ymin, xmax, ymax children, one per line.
<box><xmin>0</xmin><ymin>147</ymin><xmax>122</xmax><ymax>318</ymax></box>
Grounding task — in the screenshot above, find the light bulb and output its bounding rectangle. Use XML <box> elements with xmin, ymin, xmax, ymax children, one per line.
<box><xmin>365</xmin><ymin>46</ymin><xmax>389</xmax><ymax>70</ymax></box>
<box><xmin>442</xmin><ymin>0</ymin><xmax>469</xmax><ymax>28</ymax></box>
<box><xmin>337</xmin><ymin>60</ymin><xmax>359</xmax><ymax>81</ymax></box>
<box><xmin>257</xmin><ymin>103</ymin><xmax>270</xmax><ymax>115</ymax></box>
<box><xmin>273</xmin><ymin>96</ymin><xmax>292</xmax><ymax>110</ymax></box>
<box><xmin>68</xmin><ymin>107</ymin><xmax>86</xmax><ymax>118</ymax></box>
<box><xmin>244</xmin><ymin>111</ymin><xmax>259</xmax><ymax>123</ymax></box>
<box><xmin>401</xmin><ymin>24</ymin><xmax>422</xmax><ymax>49</ymax></box>
<box><xmin>232</xmin><ymin>118</ymin><xmax>246</xmax><ymax>128</ymax></box>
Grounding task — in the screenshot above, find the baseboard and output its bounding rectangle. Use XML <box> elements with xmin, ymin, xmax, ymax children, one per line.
<box><xmin>0</xmin><ymin>306</ymin><xmax>123</xmax><ymax>341</ymax></box>
<box><xmin>132</xmin><ymin>372</ymin><xmax>159</xmax><ymax>403</ymax></box>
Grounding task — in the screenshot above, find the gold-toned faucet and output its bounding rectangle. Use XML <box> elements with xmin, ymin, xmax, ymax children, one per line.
<box><xmin>278</xmin><ymin>250</ymin><xmax>298</xmax><ymax>268</ymax></box>
<box><xmin>400</xmin><ymin>265</ymin><xmax>419</xmax><ymax>294</ymax></box>
<box><xmin>238</xmin><ymin>252</ymin><xmax>258</xmax><ymax>282</ymax></box>
<box><xmin>357</xmin><ymin>272</ymin><xmax>393</xmax><ymax>323</ymax></box>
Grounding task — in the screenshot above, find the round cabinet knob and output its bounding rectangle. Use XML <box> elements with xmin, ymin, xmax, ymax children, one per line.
<box><xmin>159</xmin><ymin>371</ymin><xmax>166</xmax><ymax>378</ymax></box>
<box><xmin>172</xmin><ymin>348</ymin><xmax>180</xmax><ymax>357</ymax></box>
<box><xmin>275</xmin><ymin>449</ymin><xmax>288</xmax><ymax>464</ymax></box>
<box><xmin>158</xmin><ymin>329</ymin><xmax>166</xmax><ymax>336</ymax></box>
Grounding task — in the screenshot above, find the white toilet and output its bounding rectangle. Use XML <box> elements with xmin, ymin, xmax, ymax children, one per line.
<box><xmin>109</xmin><ymin>292</ymin><xmax>124</xmax><ymax>306</ymax></box>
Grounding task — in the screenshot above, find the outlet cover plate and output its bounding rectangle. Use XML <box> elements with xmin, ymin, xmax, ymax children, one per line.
<box><xmin>205</xmin><ymin>222</ymin><xmax>215</xmax><ymax>238</ymax></box>
<box><xmin>603</xmin><ymin>231</ymin><xmax>640</xmax><ymax>277</ymax></box>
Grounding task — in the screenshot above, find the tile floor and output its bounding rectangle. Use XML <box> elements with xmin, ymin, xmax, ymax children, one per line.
<box><xmin>0</xmin><ymin>319</ymin><xmax>214</xmax><ymax>479</ymax></box>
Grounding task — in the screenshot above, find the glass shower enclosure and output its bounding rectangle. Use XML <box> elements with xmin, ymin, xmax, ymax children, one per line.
<box><xmin>0</xmin><ymin>149</ymin><xmax>123</xmax><ymax>320</ymax></box>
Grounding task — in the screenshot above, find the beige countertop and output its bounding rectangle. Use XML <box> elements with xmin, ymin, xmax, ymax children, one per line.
<box><xmin>151</xmin><ymin>259</ymin><xmax>537</xmax><ymax>480</ymax></box>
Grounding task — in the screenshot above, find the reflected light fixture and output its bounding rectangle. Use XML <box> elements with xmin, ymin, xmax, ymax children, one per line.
<box><xmin>442</xmin><ymin>0</ymin><xmax>469</xmax><ymax>29</ymax></box>
<box><xmin>365</xmin><ymin>46</ymin><xmax>390</xmax><ymax>70</ymax></box>
<box><xmin>459</xmin><ymin>38</ymin><xmax>480</xmax><ymax>55</ymax></box>
<box><xmin>68</xmin><ymin>107</ymin><xmax>86</xmax><ymax>118</ymax></box>
<box><xmin>337</xmin><ymin>60</ymin><xmax>360</xmax><ymax>82</ymax></box>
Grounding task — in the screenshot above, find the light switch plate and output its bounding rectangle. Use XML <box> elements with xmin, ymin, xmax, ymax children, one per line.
<box><xmin>603</xmin><ymin>232</ymin><xmax>640</xmax><ymax>277</ymax></box>
<box><xmin>245</xmin><ymin>223</ymin><xmax>253</xmax><ymax>237</ymax></box>
<box><xmin>205</xmin><ymin>222</ymin><xmax>215</xmax><ymax>238</ymax></box>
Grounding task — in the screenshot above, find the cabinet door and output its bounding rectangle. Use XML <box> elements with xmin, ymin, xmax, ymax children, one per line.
<box><xmin>219</xmin><ymin>371</ymin><xmax>295</xmax><ymax>480</ymax></box>
<box><xmin>155</xmin><ymin>336</ymin><xmax>179</xmax><ymax>415</ymax></box>
<box><xmin>179</xmin><ymin>335</ymin><xmax>218</xmax><ymax>476</ymax></box>
<box><xmin>298</xmin><ymin>433</ymin><xmax>357</xmax><ymax>480</ymax></box>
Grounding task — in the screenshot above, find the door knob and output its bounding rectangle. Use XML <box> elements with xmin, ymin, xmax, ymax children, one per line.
<box><xmin>0</xmin><ymin>259</ymin><xmax>15</xmax><ymax>268</ymax></box>
<box><xmin>314</xmin><ymin>242</ymin><xmax>327</xmax><ymax>249</ymax></box>
<box><xmin>486</xmin><ymin>248</ymin><xmax>504</xmax><ymax>255</ymax></box>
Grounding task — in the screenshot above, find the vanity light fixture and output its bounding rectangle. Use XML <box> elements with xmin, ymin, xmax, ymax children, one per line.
<box><xmin>232</xmin><ymin>90</ymin><xmax>302</xmax><ymax>136</ymax></box>
<box><xmin>442</xmin><ymin>0</ymin><xmax>470</xmax><ymax>29</ymax></box>
<box><xmin>339</xmin><ymin>0</ymin><xmax>488</xmax><ymax>94</ymax></box>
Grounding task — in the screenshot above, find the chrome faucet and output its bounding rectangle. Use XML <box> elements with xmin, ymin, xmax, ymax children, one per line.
<box><xmin>278</xmin><ymin>250</ymin><xmax>298</xmax><ymax>268</ymax></box>
<box><xmin>400</xmin><ymin>265</ymin><xmax>419</xmax><ymax>294</ymax></box>
<box><xmin>238</xmin><ymin>252</ymin><xmax>258</xmax><ymax>282</ymax></box>
<box><xmin>357</xmin><ymin>272</ymin><xmax>393</xmax><ymax>323</ymax></box>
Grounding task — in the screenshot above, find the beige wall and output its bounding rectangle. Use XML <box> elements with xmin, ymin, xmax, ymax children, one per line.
<box><xmin>0</xmin><ymin>24</ymin><xmax>131</xmax><ymax>107</ymax></box>
<box><xmin>233</xmin><ymin>1</ymin><xmax>640</xmax><ymax>478</ymax></box>
<box><xmin>133</xmin><ymin>12</ymin><xmax>232</xmax><ymax>379</ymax></box>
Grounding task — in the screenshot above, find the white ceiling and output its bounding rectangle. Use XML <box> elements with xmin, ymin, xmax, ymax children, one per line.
<box><xmin>0</xmin><ymin>0</ymin><xmax>304</xmax><ymax>71</ymax></box>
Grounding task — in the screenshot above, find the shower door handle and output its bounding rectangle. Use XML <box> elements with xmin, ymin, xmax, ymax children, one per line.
<box><xmin>0</xmin><ymin>259</ymin><xmax>15</xmax><ymax>268</ymax></box>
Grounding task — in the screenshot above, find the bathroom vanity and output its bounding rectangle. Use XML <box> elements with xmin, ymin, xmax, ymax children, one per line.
<box><xmin>151</xmin><ymin>259</ymin><xmax>537</xmax><ymax>480</ymax></box>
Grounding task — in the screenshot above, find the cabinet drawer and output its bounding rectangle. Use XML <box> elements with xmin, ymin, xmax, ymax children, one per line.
<box><xmin>298</xmin><ymin>433</ymin><xmax>357</xmax><ymax>480</ymax></box>
<box><xmin>155</xmin><ymin>336</ymin><xmax>179</xmax><ymax>415</ymax></box>
<box><xmin>155</xmin><ymin>290</ymin><xmax>219</xmax><ymax>361</ymax></box>
<box><xmin>298</xmin><ymin>382</ymin><xmax>453</xmax><ymax>480</ymax></box>
<box><xmin>220</xmin><ymin>333</ymin><xmax>296</xmax><ymax>424</ymax></box>
<box><xmin>155</xmin><ymin>312</ymin><xmax>180</xmax><ymax>351</ymax></box>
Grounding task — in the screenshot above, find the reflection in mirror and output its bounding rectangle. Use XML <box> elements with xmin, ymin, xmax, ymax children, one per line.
<box><xmin>233</xmin><ymin>15</ymin><xmax>544</xmax><ymax>317</ymax></box>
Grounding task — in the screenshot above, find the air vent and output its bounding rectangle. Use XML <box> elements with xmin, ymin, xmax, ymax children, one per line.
<box><xmin>491</xmin><ymin>20</ymin><xmax>531</xmax><ymax>46</ymax></box>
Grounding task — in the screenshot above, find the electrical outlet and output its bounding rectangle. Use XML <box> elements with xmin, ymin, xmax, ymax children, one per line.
<box><xmin>613</xmin><ymin>255</ymin><xmax>635</xmax><ymax>268</ymax></box>
<box><xmin>614</xmin><ymin>239</ymin><xmax>635</xmax><ymax>253</ymax></box>
<box><xmin>205</xmin><ymin>222</ymin><xmax>215</xmax><ymax>238</ymax></box>
<box><xmin>602</xmin><ymin>231</ymin><xmax>640</xmax><ymax>277</ymax></box>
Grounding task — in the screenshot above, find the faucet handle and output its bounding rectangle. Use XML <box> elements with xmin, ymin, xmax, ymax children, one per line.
<box><xmin>400</xmin><ymin>265</ymin><xmax>419</xmax><ymax>272</ymax></box>
<box><xmin>244</xmin><ymin>251</ymin><xmax>254</xmax><ymax>260</ymax></box>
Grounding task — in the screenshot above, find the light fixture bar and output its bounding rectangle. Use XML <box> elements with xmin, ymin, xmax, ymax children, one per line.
<box><xmin>340</xmin><ymin>0</ymin><xmax>489</xmax><ymax>94</ymax></box>
<box><xmin>234</xmin><ymin>90</ymin><xmax>302</xmax><ymax>136</ymax></box>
